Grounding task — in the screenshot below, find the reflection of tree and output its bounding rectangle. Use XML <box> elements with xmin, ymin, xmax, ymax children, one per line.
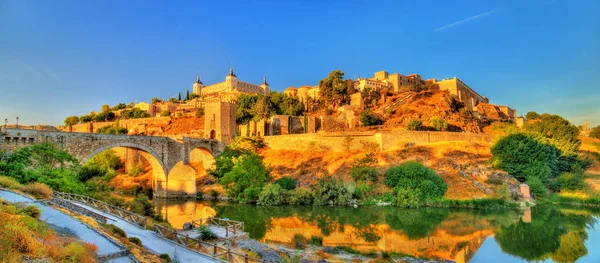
<box><xmin>551</xmin><ymin>230</ymin><xmax>588</xmax><ymax>263</ymax></box>
<box><xmin>355</xmin><ymin>224</ymin><xmax>381</xmax><ymax>243</ymax></box>
<box><xmin>495</xmin><ymin>207</ymin><xmax>596</xmax><ymax>262</ymax></box>
<box><xmin>385</xmin><ymin>208</ymin><xmax>449</xmax><ymax>239</ymax></box>
<box><xmin>211</xmin><ymin>202</ymin><xmax>295</xmax><ymax>239</ymax></box>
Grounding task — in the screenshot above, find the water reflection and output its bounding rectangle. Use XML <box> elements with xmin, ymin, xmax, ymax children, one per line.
<box><xmin>155</xmin><ymin>201</ymin><xmax>600</xmax><ymax>263</ymax></box>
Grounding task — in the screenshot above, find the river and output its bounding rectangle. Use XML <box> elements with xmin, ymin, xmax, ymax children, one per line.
<box><xmin>154</xmin><ymin>199</ymin><xmax>600</xmax><ymax>263</ymax></box>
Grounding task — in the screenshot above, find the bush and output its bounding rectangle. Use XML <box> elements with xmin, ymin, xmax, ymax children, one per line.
<box><xmin>555</xmin><ymin>172</ymin><xmax>586</xmax><ymax>191</ymax></box>
<box><xmin>209</xmin><ymin>189</ymin><xmax>219</xmax><ymax>199</ymax></box>
<box><xmin>459</xmin><ymin>108</ymin><xmax>472</xmax><ymax>118</ymax></box>
<box><xmin>197</xmin><ymin>226</ymin><xmax>217</xmax><ymax>241</ymax></box>
<box><xmin>128</xmin><ymin>237</ymin><xmax>142</xmax><ymax>246</ymax></box>
<box><xmin>288</xmin><ymin>188</ymin><xmax>314</xmax><ymax>205</ymax></box>
<box><xmin>527</xmin><ymin>176</ymin><xmax>548</xmax><ymax>199</ymax></box>
<box><xmin>0</xmin><ymin>176</ymin><xmax>22</xmax><ymax>189</ymax></box>
<box><xmin>128</xmin><ymin>163</ymin><xmax>146</xmax><ymax>177</ymax></box>
<box><xmin>274</xmin><ymin>177</ymin><xmax>297</xmax><ymax>190</ymax></box>
<box><xmin>21</xmin><ymin>183</ymin><xmax>53</xmax><ymax>199</ymax></box>
<box><xmin>349</xmin><ymin>153</ymin><xmax>378</xmax><ymax>183</ymax></box>
<box><xmin>257</xmin><ymin>184</ymin><xmax>285</xmax><ymax>206</ymax></box>
<box><xmin>310</xmin><ymin>236</ymin><xmax>323</xmax><ymax>246</ymax></box>
<box><xmin>18</xmin><ymin>205</ymin><xmax>41</xmax><ymax>219</ymax></box>
<box><xmin>160</xmin><ymin>110</ymin><xmax>171</xmax><ymax>117</ymax></box>
<box><xmin>77</xmin><ymin>164</ymin><xmax>105</xmax><ymax>182</ymax></box>
<box><xmin>353</xmin><ymin>182</ymin><xmax>371</xmax><ymax>199</ymax></box>
<box><xmin>96</xmin><ymin>125</ymin><xmax>127</xmax><ymax>135</ymax></box>
<box><xmin>360</xmin><ymin>109</ymin><xmax>384</xmax><ymax>126</ymax></box>
<box><xmin>313</xmin><ymin>176</ymin><xmax>352</xmax><ymax>206</ymax></box>
<box><xmin>396</xmin><ymin>187</ymin><xmax>421</xmax><ymax>208</ymax></box>
<box><xmin>160</xmin><ymin>254</ymin><xmax>172</xmax><ymax>262</ymax></box>
<box><xmin>291</xmin><ymin>234</ymin><xmax>308</xmax><ymax>249</ymax></box>
<box><xmin>430</xmin><ymin>117</ymin><xmax>448</xmax><ymax>131</ymax></box>
<box><xmin>195</xmin><ymin>108</ymin><xmax>205</xmax><ymax>117</ymax></box>
<box><xmin>406</xmin><ymin>119</ymin><xmax>423</xmax><ymax>131</ymax></box>
<box><xmin>384</xmin><ymin>161</ymin><xmax>446</xmax><ymax>200</ymax></box>
<box><xmin>128</xmin><ymin>195</ymin><xmax>155</xmax><ymax>217</ymax></box>
<box><xmin>108</xmin><ymin>224</ymin><xmax>127</xmax><ymax>238</ymax></box>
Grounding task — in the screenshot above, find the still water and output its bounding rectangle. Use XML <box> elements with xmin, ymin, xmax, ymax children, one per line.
<box><xmin>154</xmin><ymin>200</ymin><xmax>600</xmax><ymax>263</ymax></box>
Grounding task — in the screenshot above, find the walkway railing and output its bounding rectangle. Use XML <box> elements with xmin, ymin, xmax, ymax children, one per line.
<box><xmin>53</xmin><ymin>191</ymin><xmax>148</xmax><ymax>228</ymax></box>
<box><xmin>191</xmin><ymin>217</ymin><xmax>244</xmax><ymax>238</ymax></box>
<box><xmin>154</xmin><ymin>224</ymin><xmax>266</xmax><ymax>263</ymax></box>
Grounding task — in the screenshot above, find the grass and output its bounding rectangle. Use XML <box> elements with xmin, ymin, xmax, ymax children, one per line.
<box><xmin>0</xmin><ymin>199</ymin><xmax>97</xmax><ymax>262</ymax></box>
<box><xmin>20</xmin><ymin>183</ymin><xmax>53</xmax><ymax>199</ymax></box>
<box><xmin>423</xmin><ymin>198</ymin><xmax>518</xmax><ymax>209</ymax></box>
<box><xmin>541</xmin><ymin>194</ymin><xmax>600</xmax><ymax>207</ymax></box>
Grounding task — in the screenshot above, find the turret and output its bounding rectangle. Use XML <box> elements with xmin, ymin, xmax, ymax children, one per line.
<box><xmin>192</xmin><ymin>74</ymin><xmax>204</xmax><ymax>95</ymax></box>
<box><xmin>225</xmin><ymin>66</ymin><xmax>237</xmax><ymax>92</ymax></box>
<box><xmin>260</xmin><ymin>76</ymin><xmax>270</xmax><ymax>94</ymax></box>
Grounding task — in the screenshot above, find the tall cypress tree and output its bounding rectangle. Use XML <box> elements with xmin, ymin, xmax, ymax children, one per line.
<box><xmin>186</xmin><ymin>89</ymin><xmax>190</xmax><ymax>101</ymax></box>
<box><xmin>178</xmin><ymin>92</ymin><xmax>182</xmax><ymax>101</ymax></box>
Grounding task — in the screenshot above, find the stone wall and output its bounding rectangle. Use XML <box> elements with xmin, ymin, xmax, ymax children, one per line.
<box><xmin>67</xmin><ymin>117</ymin><xmax>172</xmax><ymax>133</ymax></box>
<box><xmin>263</xmin><ymin>130</ymin><xmax>492</xmax><ymax>152</ymax></box>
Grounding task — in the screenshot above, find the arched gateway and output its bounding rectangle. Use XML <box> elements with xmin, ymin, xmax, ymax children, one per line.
<box><xmin>0</xmin><ymin>129</ymin><xmax>226</xmax><ymax>198</ymax></box>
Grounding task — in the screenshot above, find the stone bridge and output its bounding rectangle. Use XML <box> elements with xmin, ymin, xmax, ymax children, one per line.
<box><xmin>0</xmin><ymin>128</ymin><xmax>226</xmax><ymax>198</ymax></box>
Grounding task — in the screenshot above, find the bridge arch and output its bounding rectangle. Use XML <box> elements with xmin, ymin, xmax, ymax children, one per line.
<box><xmin>83</xmin><ymin>142</ymin><xmax>169</xmax><ymax>198</ymax></box>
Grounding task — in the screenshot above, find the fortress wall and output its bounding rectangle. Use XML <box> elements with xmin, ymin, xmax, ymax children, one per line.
<box><xmin>263</xmin><ymin>131</ymin><xmax>492</xmax><ymax>152</ymax></box>
<box><xmin>67</xmin><ymin>117</ymin><xmax>172</xmax><ymax>134</ymax></box>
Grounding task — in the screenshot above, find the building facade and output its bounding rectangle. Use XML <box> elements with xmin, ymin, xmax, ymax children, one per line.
<box><xmin>204</xmin><ymin>97</ymin><xmax>237</xmax><ymax>144</ymax></box>
<box><xmin>193</xmin><ymin>67</ymin><xmax>270</xmax><ymax>97</ymax></box>
<box><xmin>432</xmin><ymin>77</ymin><xmax>489</xmax><ymax>111</ymax></box>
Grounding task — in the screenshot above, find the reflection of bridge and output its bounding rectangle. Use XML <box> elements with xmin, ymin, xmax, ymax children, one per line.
<box><xmin>1</xmin><ymin>128</ymin><xmax>226</xmax><ymax>198</ymax></box>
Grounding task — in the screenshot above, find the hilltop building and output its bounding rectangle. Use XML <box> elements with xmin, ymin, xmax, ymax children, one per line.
<box><xmin>193</xmin><ymin>67</ymin><xmax>270</xmax><ymax>97</ymax></box>
<box><xmin>283</xmin><ymin>86</ymin><xmax>320</xmax><ymax>102</ymax></box>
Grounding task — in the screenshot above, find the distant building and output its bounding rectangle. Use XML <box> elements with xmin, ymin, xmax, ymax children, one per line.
<box><xmin>193</xmin><ymin>67</ymin><xmax>270</xmax><ymax>97</ymax></box>
<box><xmin>432</xmin><ymin>77</ymin><xmax>489</xmax><ymax>111</ymax></box>
<box><xmin>204</xmin><ymin>97</ymin><xmax>236</xmax><ymax>144</ymax></box>
<box><xmin>283</xmin><ymin>85</ymin><xmax>319</xmax><ymax>102</ymax></box>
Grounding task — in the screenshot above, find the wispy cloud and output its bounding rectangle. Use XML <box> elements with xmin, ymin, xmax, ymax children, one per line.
<box><xmin>26</xmin><ymin>64</ymin><xmax>46</xmax><ymax>80</ymax></box>
<box><xmin>434</xmin><ymin>9</ymin><xmax>500</xmax><ymax>32</ymax></box>
<box><xmin>42</xmin><ymin>67</ymin><xmax>62</xmax><ymax>84</ymax></box>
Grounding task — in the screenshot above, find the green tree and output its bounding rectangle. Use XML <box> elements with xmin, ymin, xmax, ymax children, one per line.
<box><xmin>590</xmin><ymin>125</ymin><xmax>600</xmax><ymax>139</ymax></box>
<box><xmin>318</xmin><ymin>70</ymin><xmax>353</xmax><ymax>108</ymax></box>
<box><xmin>526</xmin><ymin>111</ymin><xmax>540</xmax><ymax>120</ymax></box>
<box><xmin>236</xmin><ymin>94</ymin><xmax>260</xmax><ymax>124</ymax></box>
<box><xmin>96</xmin><ymin>125</ymin><xmax>127</xmax><ymax>134</ymax></box>
<box><xmin>219</xmin><ymin>154</ymin><xmax>271</xmax><ymax>203</ymax></box>
<box><xmin>185</xmin><ymin>90</ymin><xmax>190</xmax><ymax>101</ymax></box>
<box><xmin>101</xmin><ymin>104</ymin><xmax>111</xmax><ymax>112</ymax></box>
<box><xmin>151</xmin><ymin>97</ymin><xmax>163</xmax><ymax>104</ymax></box>
<box><xmin>250</xmin><ymin>96</ymin><xmax>274</xmax><ymax>121</ymax></box>
<box><xmin>491</xmin><ymin>133</ymin><xmax>560</xmax><ymax>182</ymax></box>
<box><xmin>313</xmin><ymin>175</ymin><xmax>352</xmax><ymax>206</ymax></box>
<box><xmin>524</xmin><ymin>113</ymin><xmax>580</xmax><ymax>153</ymax></box>
<box><xmin>360</xmin><ymin>109</ymin><xmax>384</xmax><ymax>126</ymax></box>
<box><xmin>64</xmin><ymin>116</ymin><xmax>80</xmax><ymax>129</ymax></box>
<box><xmin>178</xmin><ymin>92</ymin><xmax>181</xmax><ymax>102</ymax></box>
<box><xmin>207</xmin><ymin>147</ymin><xmax>243</xmax><ymax>179</ymax></box>
<box><xmin>160</xmin><ymin>110</ymin><xmax>170</xmax><ymax>117</ymax></box>
<box><xmin>167</xmin><ymin>97</ymin><xmax>178</xmax><ymax>103</ymax></box>
<box><xmin>257</xmin><ymin>183</ymin><xmax>285</xmax><ymax>206</ymax></box>
<box><xmin>349</xmin><ymin>153</ymin><xmax>378</xmax><ymax>183</ymax></box>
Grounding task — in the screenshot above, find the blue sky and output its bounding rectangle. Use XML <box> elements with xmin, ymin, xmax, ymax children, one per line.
<box><xmin>0</xmin><ymin>0</ymin><xmax>598</xmax><ymax>126</ymax></box>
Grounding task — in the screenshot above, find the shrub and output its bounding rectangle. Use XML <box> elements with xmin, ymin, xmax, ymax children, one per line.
<box><xmin>58</xmin><ymin>242</ymin><xmax>97</xmax><ymax>263</ymax></box>
<box><xmin>77</xmin><ymin>164</ymin><xmax>105</xmax><ymax>182</ymax></box>
<box><xmin>160</xmin><ymin>110</ymin><xmax>171</xmax><ymax>117</ymax></box>
<box><xmin>209</xmin><ymin>189</ymin><xmax>219</xmax><ymax>199</ymax></box>
<box><xmin>590</xmin><ymin>126</ymin><xmax>600</xmax><ymax>139</ymax></box>
<box><xmin>96</xmin><ymin>125</ymin><xmax>127</xmax><ymax>135</ymax></box>
<box><xmin>384</xmin><ymin>162</ymin><xmax>446</xmax><ymax>200</ymax></box>
<box><xmin>195</xmin><ymin>108</ymin><xmax>205</xmax><ymax>117</ymax></box>
<box><xmin>128</xmin><ymin>237</ymin><xmax>142</xmax><ymax>246</ymax></box>
<box><xmin>459</xmin><ymin>108</ymin><xmax>472</xmax><ymax>118</ymax></box>
<box><xmin>430</xmin><ymin>117</ymin><xmax>448</xmax><ymax>131</ymax></box>
<box><xmin>128</xmin><ymin>163</ymin><xmax>146</xmax><ymax>177</ymax></box>
<box><xmin>353</xmin><ymin>182</ymin><xmax>371</xmax><ymax>199</ymax></box>
<box><xmin>310</xmin><ymin>236</ymin><xmax>323</xmax><ymax>246</ymax></box>
<box><xmin>494</xmin><ymin>184</ymin><xmax>512</xmax><ymax>201</ymax></box>
<box><xmin>527</xmin><ymin>176</ymin><xmax>548</xmax><ymax>199</ymax></box>
<box><xmin>360</xmin><ymin>109</ymin><xmax>384</xmax><ymax>126</ymax></box>
<box><xmin>288</xmin><ymin>188</ymin><xmax>314</xmax><ymax>205</ymax></box>
<box><xmin>18</xmin><ymin>205</ymin><xmax>41</xmax><ymax>219</ymax></box>
<box><xmin>396</xmin><ymin>187</ymin><xmax>421</xmax><ymax>208</ymax></box>
<box><xmin>160</xmin><ymin>254</ymin><xmax>172</xmax><ymax>262</ymax></box>
<box><xmin>349</xmin><ymin>153</ymin><xmax>378</xmax><ymax>183</ymax></box>
<box><xmin>128</xmin><ymin>195</ymin><xmax>155</xmax><ymax>217</ymax></box>
<box><xmin>21</xmin><ymin>182</ymin><xmax>53</xmax><ymax>199</ymax></box>
<box><xmin>0</xmin><ymin>176</ymin><xmax>21</xmax><ymax>189</ymax></box>
<box><xmin>197</xmin><ymin>226</ymin><xmax>217</xmax><ymax>241</ymax></box>
<box><xmin>313</xmin><ymin>176</ymin><xmax>352</xmax><ymax>206</ymax></box>
<box><xmin>274</xmin><ymin>177</ymin><xmax>297</xmax><ymax>190</ymax></box>
<box><xmin>291</xmin><ymin>234</ymin><xmax>308</xmax><ymax>249</ymax></box>
<box><xmin>257</xmin><ymin>184</ymin><xmax>285</xmax><ymax>206</ymax></box>
<box><xmin>555</xmin><ymin>172</ymin><xmax>586</xmax><ymax>191</ymax></box>
<box><xmin>108</xmin><ymin>224</ymin><xmax>127</xmax><ymax>238</ymax></box>
<box><xmin>406</xmin><ymin>119</ymin><xmax>423</xmax><ymax>131</ymax></box>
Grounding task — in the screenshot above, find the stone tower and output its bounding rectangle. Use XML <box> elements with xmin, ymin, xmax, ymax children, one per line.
<box><xmin>192</xmin><ymin>74</ymin><xmax>204</xmax><ymax>95</ymax></box>
<box><xmin>204</xmin><ymin>98</ymin><xmax>237</xmax><ymax>144</ymax></box>
<box><xmin>225</xmin><ymin>66</ymin><xmax>237</xmax><ymax>92</ymax></box>
<box><xmin>260</xmin><ymin>76</ymin><xmax>270</xmax><ymax>94</ymax></box>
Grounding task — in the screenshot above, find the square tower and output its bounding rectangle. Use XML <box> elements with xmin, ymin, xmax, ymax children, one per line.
<box><xmin>204</xmin><ymin>99</ymin><xmax>237</xmax><ymax>144</ymax></box>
